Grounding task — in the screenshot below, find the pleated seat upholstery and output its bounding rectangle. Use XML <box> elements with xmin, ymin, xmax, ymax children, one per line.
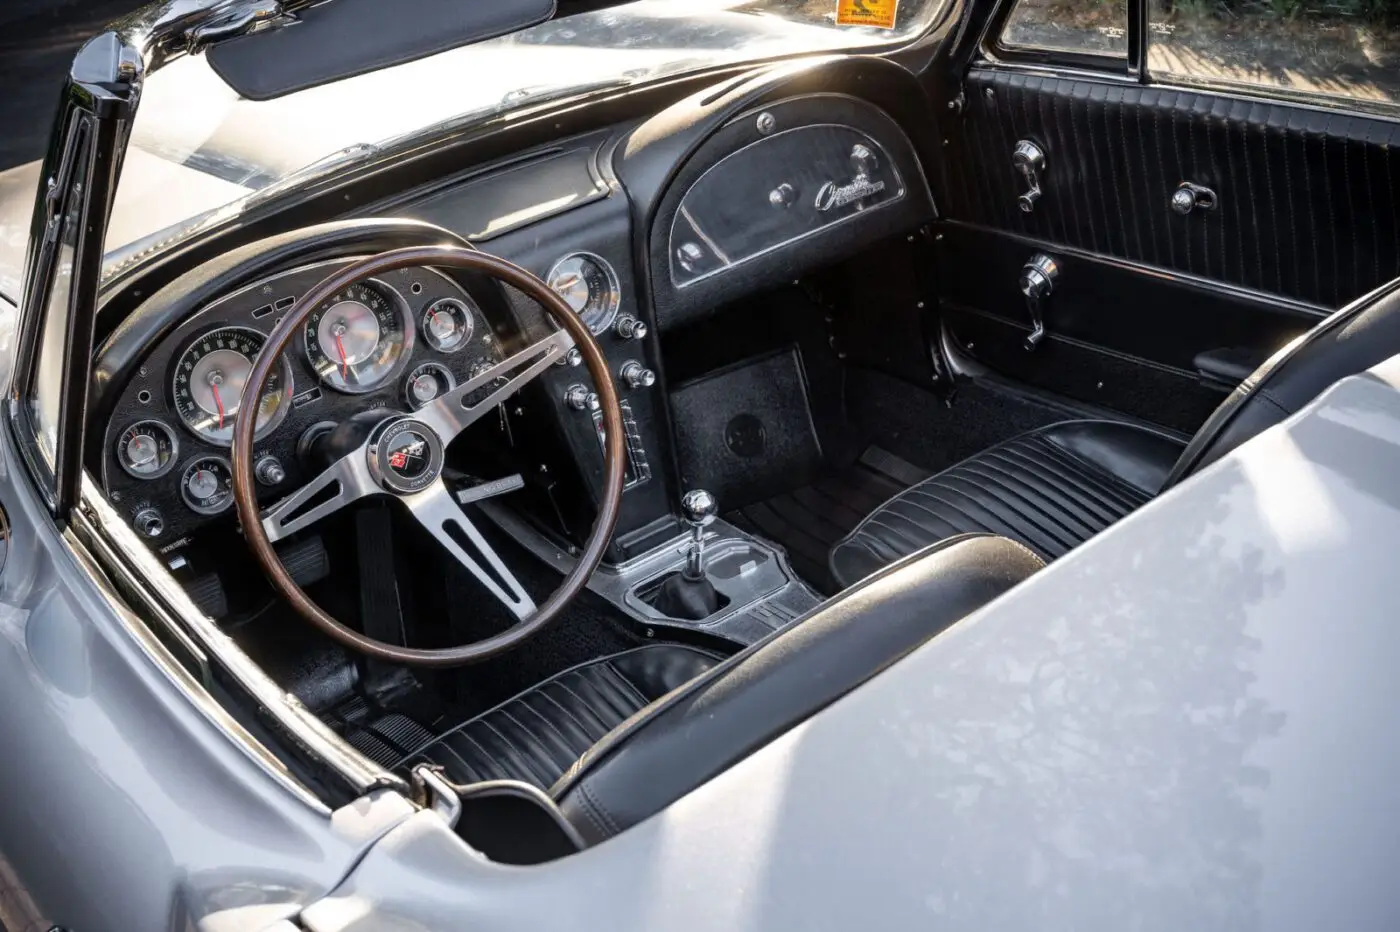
<box><xmin>829</xmin><ymin>420</ymin><xmax>1184</xmax><ymax>588</ymax></box>
<box><xmin>395</xmin><ymin>644</ymin><xmax>722</xmax><ymax>789</ymax></box>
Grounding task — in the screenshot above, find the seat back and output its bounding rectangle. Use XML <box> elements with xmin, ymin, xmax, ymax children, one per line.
<box><xmin>551</xmin><ymin>534</ymin><xmax>1044</xmax><ymax>845</ymax></box>
<box><xmin>1166</xmin><ymin>277</ymin><xmax>1400</xmax><ymax>488</ymax></box>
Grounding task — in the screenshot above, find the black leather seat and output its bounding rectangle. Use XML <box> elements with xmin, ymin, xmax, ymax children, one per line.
<box><xmin>831</xmin><ymin>276</ymin><xmax>1400</xmax><ymax>588</ymax></box>
<box><xmin>400</xmin><ymin>533</ymin><xmax>1044</xmax><ymax>842</ymax></box>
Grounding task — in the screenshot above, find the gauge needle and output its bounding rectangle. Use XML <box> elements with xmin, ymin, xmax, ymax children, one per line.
<box><xmin>211</xmin><ymin>382</ymin><xmax>225</xmax><ymax>430</ymax></box>
<box><xmin>555</xmin><ymin>274</ymin><xmax>581</xmax><ymax>291</ymax></box>
<box><xmin>335</xmin><ymin>332</ymin><xmax>349</xmax><ymax>379</ymax></box>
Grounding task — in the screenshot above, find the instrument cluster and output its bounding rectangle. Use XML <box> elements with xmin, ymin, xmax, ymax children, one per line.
<box><xmin>101</xmin><ymin>261</ymin><xmax>507</xmax><ymax>542</ymax></box>
<box><xmin>102</xmin><ymin>249</ymin><xmax>631</xmax><ymax>544</ymax></box>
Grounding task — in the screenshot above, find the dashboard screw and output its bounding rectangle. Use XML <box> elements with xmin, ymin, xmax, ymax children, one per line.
<box><xmin>756</xmin><ymin>111</ymin><xmax>776</xmax><ymax>135</ymax></box>
<box><xmin>984</xmin><ymin>87</ymin><xmax>995</xmax><ymax>100</ymax></box>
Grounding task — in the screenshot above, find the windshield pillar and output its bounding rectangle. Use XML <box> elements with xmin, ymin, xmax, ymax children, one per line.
<box><xmin>10</xmin><ymin>33</ymin><xmax>139</xmax><ymax>520</ymax></box>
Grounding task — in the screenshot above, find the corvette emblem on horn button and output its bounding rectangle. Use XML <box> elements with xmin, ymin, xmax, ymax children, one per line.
<box><xmin>369</xmin><ymin>418</ymin><xmax>444</xmax><ymax>494</ymax></box>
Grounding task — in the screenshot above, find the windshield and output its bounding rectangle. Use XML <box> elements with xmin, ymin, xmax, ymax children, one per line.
<box><xmin>101</xmin><ymin>0</ymin><xmax>943</xmax><ymax>270</ymax></box>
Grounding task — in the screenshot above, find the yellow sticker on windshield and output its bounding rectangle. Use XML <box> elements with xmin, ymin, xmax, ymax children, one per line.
<box><xmin>835</xmin><ymin>0</ymin><xmax>899</xmax><ymax>29</ymax></box>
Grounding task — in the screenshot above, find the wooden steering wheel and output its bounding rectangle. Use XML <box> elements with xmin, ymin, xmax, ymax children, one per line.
<box><xmin>231</xmin><ymin>246</ymin><xmax>626</xmax><ymax>667</ymax></box>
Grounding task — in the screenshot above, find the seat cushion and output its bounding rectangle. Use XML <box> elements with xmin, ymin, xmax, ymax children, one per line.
<box><xmin>829</xmin><ymin>420</ymin><xmax>1185</xmax><ymax>588</ymax></box>
<box><xmin>398</xmin><ymin>644</ymin><xmax>723</xmax><ymax>788</ymax></box>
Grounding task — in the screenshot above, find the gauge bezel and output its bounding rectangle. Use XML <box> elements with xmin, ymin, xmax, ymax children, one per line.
<box><xmin>420</xmin><ymin>297</ymin><xmax>477</xmax><ymax>354</ymax></box>
<box><xmin>302</xmin><ymin>278</ymin><xmax>415</xmax><ymax>395</ymax></box>
<box><xmin>180</xmin><ymin>455</ymin><xmax>235</xmax><ymax>516</ymax></box>
<box><xmin>403</xmin><ymin>362</ymin><xmax>457</xmax><ymax>410</ymax></box>
<box><xmin>546</xmin><ymin>252</ymin><xmax>621</xmax><ymax>336</ymax></box>
<box><xmin>115</xmin><ymin>419</ymin><xmax>180</xmax><ymax>480</ymax></box>
<box><xmin>170</xmin><ymin>326</ymin><xmax>295</xmax><ymax>446</ymax></box>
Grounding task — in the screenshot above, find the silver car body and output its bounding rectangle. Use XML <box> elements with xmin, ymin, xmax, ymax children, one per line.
<box><xmin>1</xmin><ymin>2</ymin><xmax>1398</xmax><ymax>930</ymax></box>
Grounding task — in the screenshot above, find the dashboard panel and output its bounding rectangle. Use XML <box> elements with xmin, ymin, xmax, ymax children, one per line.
<box><xmin>669</xmin><ymin>123</ymin><xmax>905</xmax><ymax>287</ymax></box>
<box><xmin>100</xmin><ymin>259</ymin><xmax>504</xmax><ymax>544</ymax></box>
<box><xmin>93</xmin><ymin>59</ymin><xmax>939</xmax><ymax>563</ymax></box>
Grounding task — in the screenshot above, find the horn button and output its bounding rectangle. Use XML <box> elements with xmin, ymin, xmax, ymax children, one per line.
<box><xmin>367</xmin><ymin>417</ymin><xmax>444</xmax><ymax>494</ymax></box>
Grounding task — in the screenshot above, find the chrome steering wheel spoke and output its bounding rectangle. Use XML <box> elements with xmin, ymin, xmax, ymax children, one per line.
<box><xmin>416</xmin><ymin>329</ymin><xmax>574</xmax><ymax>442</ymax></box>
<box><xmin>261</xmin><ymin>447</ymin><xmax>379</xmax><ymax>543</ymax></box>
<box><xmin>403</xmin><ymin>479</ymin><xmax>537</xmax><ymax>619</ymax></box>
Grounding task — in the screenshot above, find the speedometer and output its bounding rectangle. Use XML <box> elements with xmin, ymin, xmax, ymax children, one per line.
<box><xmin>304</xmin><ymin>281</ymin><xmax>411</xmax><ymax>393</ymax></box>
<box><xmin>171</xmin><ymin>327</ymin><xmax>292</xmax><ymax>445</ymax></box>
<box><xmin>547</xmin><ymin>253</ymin><xmax>620</xmax><ymax>335</ymax></box>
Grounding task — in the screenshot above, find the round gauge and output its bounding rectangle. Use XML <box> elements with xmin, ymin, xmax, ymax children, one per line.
<box><xmin>546</xmin><ymin>253</ymin><xmax>620</xmax><ymax>335</ymax></box>
<box><xmin>421</xmin><ymin>298</ymin><xmax>475</xmax><ymax>353</ymax></box>
<box><xmin>404</xmin><ymin>363</ymin><xmax>456</xmax><ymax>409</ymax></box>
<box><xmin>172</xmin><ymin>327</ymin><xmax>293</xmax><ymax>445</ymax></box>
<box><xmin>115</xmin><ymin>420</ymin><xmax>179</xmax><ymax>479</ymax></box>
<box><xmin>181</xmin><ymin>456</ymin><xmax>234</xmax><ymax>515</ymax></box>
<box><xmin>304</xmin><ymin>281</ymin><xmax>411</xmax><ymax>393</ymax></box>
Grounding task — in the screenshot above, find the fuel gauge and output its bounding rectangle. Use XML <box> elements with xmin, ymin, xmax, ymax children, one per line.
<box><xmin>181</xmin><ymin>456</ymin><xmax>234</xmax><ymax>516</ymax></box>
<box><xmin>116</xmin><ymin>420</ymin><xmax>179</xmax><ymax>479</ymax></box>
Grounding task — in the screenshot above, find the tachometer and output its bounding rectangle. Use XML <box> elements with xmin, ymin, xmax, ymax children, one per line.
<box><xmin>547</xmin><ymin>253</ymin><xmax>620</xmax><ymax>335</ymax></box>
<box><xmin>172</xmin><ymin>327</ymin><xmax>292</xmax><ymax>445</ymax></box>
<box><xmin>304</xmin><ymin>281</ymin><xmax>410</xmax><ymax>393</ymax></box>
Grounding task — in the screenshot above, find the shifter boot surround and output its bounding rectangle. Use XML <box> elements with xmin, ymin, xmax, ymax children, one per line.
<box><xmin>649</xmin><ymin>570</ymin><xmax>726</xmax><ymax>621</ymax></box>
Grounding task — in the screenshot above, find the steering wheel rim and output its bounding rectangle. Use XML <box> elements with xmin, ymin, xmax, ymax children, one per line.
<box><xmin>231</xmin><ymin>245</ymin><xmax>627</xmax><ymax>667</ymax></box>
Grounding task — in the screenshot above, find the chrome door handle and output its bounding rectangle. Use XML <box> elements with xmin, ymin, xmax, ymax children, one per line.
<box><xmin>1012</xmin><ymin>140</ymin><xmax>1046</xmax><ymax>213</ymax></box>
<box><xmin>1019</xmin><ymin>253</ymin><xmax>1060</xmax><ymax>351</ymax></box>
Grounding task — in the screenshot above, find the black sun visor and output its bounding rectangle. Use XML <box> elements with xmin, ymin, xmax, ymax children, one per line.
<box><xmin>207</xmin><ymin>0</ymin><xmax>557</xmax><ymax>100</ymax></box>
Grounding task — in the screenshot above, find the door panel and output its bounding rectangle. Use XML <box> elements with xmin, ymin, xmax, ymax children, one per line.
<box><xmin>930</xmin><ymin>65</ymin><xmax>1400</xmax><ymax>428</ymax></box>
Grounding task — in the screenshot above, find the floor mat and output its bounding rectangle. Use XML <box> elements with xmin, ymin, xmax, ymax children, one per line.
<box><xmin>669</xmin><ymin>348</ymin><xmax>824</xmax><ymax>509</ymax></box>
<box><xmin>726</xmin><ymin>446</ymin><xmax>930</xmax><ymax>594</ymax></box>
<box><xmin>843</xmin><ymin>367</ymin><xmax>1075</xmax><ymax>475</ymax></box>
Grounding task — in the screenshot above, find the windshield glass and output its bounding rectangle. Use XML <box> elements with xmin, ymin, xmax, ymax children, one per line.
<box><xmin>102</xmin><ymin>0</ymin><xmax>943</xmax><ymax>270</ymax></box>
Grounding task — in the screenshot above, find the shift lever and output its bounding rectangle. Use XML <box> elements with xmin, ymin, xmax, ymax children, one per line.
<box><xmin>647</xmin><ymin>489</ymin><xmax>723</xmax><ymax>621</ymax></box>
<box><xmin>681</xmin><ymin>488</ymin><xmax>718</xmax><ymax>578</ymax></box>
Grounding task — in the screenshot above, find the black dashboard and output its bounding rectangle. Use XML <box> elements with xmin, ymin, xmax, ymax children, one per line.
<box><xmin>91</xmin><ymin>58</ymin><xmax>937</xmax><ymax>564</ymax></box>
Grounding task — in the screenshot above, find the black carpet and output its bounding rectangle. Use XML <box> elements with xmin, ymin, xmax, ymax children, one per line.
<box><xmin>727</xmin><ymin>447</ymin><xmax>930</xmax><ymax>594</ymax></box>
<box><xmin>843</xmin><ymin>367</ymin><xmax>1072</xmax><ymax>475</ymax></box>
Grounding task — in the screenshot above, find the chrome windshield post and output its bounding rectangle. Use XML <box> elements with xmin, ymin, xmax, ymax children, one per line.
<box><xmin>10</xmin><ymin>33</ymin><xmax>140</xmax><ymax>522</ymax></box>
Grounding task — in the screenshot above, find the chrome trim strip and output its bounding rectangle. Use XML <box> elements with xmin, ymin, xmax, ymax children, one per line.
<box><xmin>939</xmin><ymin>219</ymin><xmax>1334</xmax><ymax>319</ymax></box>
<box><xmin>77</xmin><ymin>475</ymin><xmax>404</xmax><ymax>800</ymax></box>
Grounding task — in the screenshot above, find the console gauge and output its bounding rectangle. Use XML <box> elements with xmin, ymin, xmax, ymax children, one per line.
<box><xmin>304</xmin><ymin>280</ymin><xmax>411</xmax><ymax>393</ymax></box>
<box><xmin>172</xmin><ymin>327</ymin><xmax>292</xmax><ymax>445</ymax></box>
<box><xmin>546</xmin><ymin>253</ymin><xmax>620</xmax><ymax>335</ymax></box>
<box><xmin>404</xmin><ymin>363</ymin><xmax>456</xmax><ymax>409</ymax></box>
<box><xmin>116</xmin><ymin>420</ymin><xmax>179</xmax><ymax>479</ymax></box>
<box><xmin>421</xmin><ymin>298</ymin><xmax>475</xmax><ymax>353</ymax></box>
<box><xmin>181</xmin><ymin>456</ymin><xmax>234</xmax><ymax>515</ymax></box>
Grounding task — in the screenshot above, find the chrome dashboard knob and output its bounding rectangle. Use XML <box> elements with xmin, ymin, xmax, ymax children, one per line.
<box><xmin>255</xmin><ymin>455</ymin><xmax>286</xmax><ymax>487</ymax></box>
<box><xmin>563</xmin><ymin>383</ymin><xmax>599</xmax><ymax>411</ymax></box>
<box><xmin>614</xmin><ymin>315</ymin><xmax>648</xmax><ymax>340</ymax></box>
<box><xmin>620</xmin><ymin>360</ymin><xmax>656</xmax><ymax>390</ymax></box>
<box><xmin>133</xmin><ymin>507</ymin><xmax>164</xmax><ymax>539</ymax></box>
